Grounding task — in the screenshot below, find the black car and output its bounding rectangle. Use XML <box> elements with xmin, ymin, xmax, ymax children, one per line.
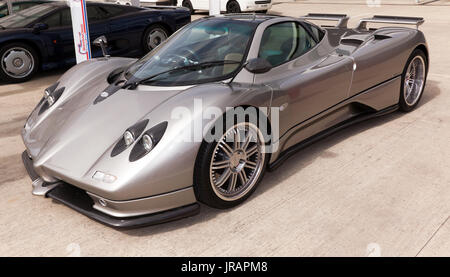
<box><xmin>0</xmin><ymin>1</ymin><xmax>190</xmax><ymax>82</ymax></box>
<box><xmin>0</xmin><ymin>0</ymin><xmax>50</xmax><ymax>18</ymax></box>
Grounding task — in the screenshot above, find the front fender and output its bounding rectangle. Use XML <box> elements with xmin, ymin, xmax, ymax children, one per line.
<box><xmin>87</xmin><ymin>82</ymin><xmax>272</xmax><ymax>200</ymax></box>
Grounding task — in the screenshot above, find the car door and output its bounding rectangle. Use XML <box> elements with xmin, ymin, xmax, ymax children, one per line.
<box><xmin>253</xmin><ymin>21</ymin><xmax>353</xmax><ymax>141</ymax></box>
<box><xmin>37</xmin><ymin>6</ymin><xmax>109</xmax><ymax>65</ymax></box>
<box><xmin>97</xmin><ymin>4</ymin><xmax>138</xmax><ymax>57</ymax></box>
<box><xmin>38</xmin><ymin>8</ymin><xmax>76</xmax><ymax>66</ymax></box>
<box><xmin>85</xmin><ymin>4</ymin><xmax>110</xmax><ymax>58</ymax></box>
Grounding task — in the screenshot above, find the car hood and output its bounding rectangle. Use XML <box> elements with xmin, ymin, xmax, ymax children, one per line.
<box><xmin>23</xmin><ymin>58</ymin><xmax>191</xmax><ymax>178</ymax></box>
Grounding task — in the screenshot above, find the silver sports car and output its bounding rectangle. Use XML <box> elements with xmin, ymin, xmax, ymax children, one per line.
<box><xmin>22</xmin><ymin>14</ymin><xmax>429</xmax><ymax>228</ymax></box>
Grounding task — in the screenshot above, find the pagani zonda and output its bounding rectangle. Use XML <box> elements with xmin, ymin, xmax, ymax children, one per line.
<box><xmin>22</xmin><ymin>14</ymin><xmax>429</xmax><ymax>228</ymax></box>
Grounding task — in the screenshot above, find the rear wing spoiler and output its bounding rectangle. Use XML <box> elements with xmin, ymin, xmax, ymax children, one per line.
<box><xmin>300</xmin><ymin>13</ymin><xmax>350</xmax><ymax>28</ymax></box>
<box><xmin>357</xmin><ymin>15</ymin><xmax>425</xmax><ymax>30</ymax></box>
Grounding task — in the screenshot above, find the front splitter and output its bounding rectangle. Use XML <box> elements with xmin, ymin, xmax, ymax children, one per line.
<box><xmin>22</xmin><ymin>151</ymin><xmax>200</xmax><ymax>229</ymax></box>
<box><xmin>47</xmin><ymin>183</ymin><xmax>200</xmax><ymax>229</ymax></box>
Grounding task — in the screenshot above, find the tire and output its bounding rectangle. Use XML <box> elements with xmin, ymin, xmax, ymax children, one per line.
<box><xmin>182</xmin><ymin>0</ymin><xmax>194</xmax><ymax>14</ymax></box>
<box><xmin>226</xmin><ymin>0</ymin><xmax>241</xmax><ymax>13</ymax></box>
<box><xmin>194</xmin><ymin>109</ymin><xmax>269</xmax><ymax>209</ymax></box>
<box><xmin>142</xmin><ymin>24</ymin><xmax>169</xmax><ymax>53</ymax></box>
<box><xmin>399</xmin><ymin>49</ymin><xmax>428</xmax><ymax>112</ymax></box>
<box><xmin>0</xmin><ymin>42</ymin><xmax>38</xmax><ymax>83</ymax></box>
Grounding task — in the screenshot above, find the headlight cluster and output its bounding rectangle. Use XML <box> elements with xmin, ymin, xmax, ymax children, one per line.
<box><xmin>39</xmin><ymin>82</ymin><xmax>65</xmax><ymax>115</ymax></box>
<box><xmin>111</xmin><ymin>119</ymin><xmax>149</xmax><ymax>157</ymax></box>
<box><xmin>129</xmin><ymin>121</ymin><xmax>168</xmax><ymax>162</ymax></box>
<box><xmin>111</xmin><ymin>120</ymin><xmax>168</xmax><ymax>162</ymax></box>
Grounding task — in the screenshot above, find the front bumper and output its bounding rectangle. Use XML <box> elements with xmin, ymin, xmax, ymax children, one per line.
<box><xmin>22</xmin><ymin>151</ymin><xmax>200</xmax><ymax>229</ymax></box>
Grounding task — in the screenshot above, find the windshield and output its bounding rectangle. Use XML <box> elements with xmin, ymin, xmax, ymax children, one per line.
<box><xmin>124</xmin><ymin>18</ymin><xmax>257</xmax><ymax>86</ymax></box>
<box><xmin>0</xmin><ymin>3</ymin><xmax>59</xmax><ymax>28</ymax></box>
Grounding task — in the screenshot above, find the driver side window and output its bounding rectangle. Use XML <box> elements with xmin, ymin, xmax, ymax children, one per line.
<box><xmin>42</xmin><ymin>11</ymin><xmax>61</xmax><ymax>28</ymax></box>
<box><xmin>258</xmin><ymin>22</ymin><xmax>317</xmax><ymax>67</ymax></box>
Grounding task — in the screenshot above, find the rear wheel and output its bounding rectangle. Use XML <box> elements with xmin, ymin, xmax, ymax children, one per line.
<box><xmin>182</xmin><ymin>0</ymin><xmax>194</xmax><ymax>14</ymax></box>
<box><xmin>226</xmin><ymin>0</ymin><xmax>241</xmax><ymax>13</ymax></box>
<box><xmin>399</xmin><ymin>49</ymin><xmax>428</xmax><ymax>112</ymax></box>
<box><xmin>143</xmin><ymin>24</ymin><xmax>169</xmax><ymax>53</ymax></box>
<box><xmin>194</xmin><ymin>114</ymin><xmax>268</xmax><ymax>209</ymax></box>
<box><xmin>0</xmin><ymin>42</ymin><xmax>38</xmax><ymax>83</ymax></box>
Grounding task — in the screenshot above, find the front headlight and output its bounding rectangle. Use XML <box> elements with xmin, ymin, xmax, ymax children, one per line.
<box><xmin>123</xmin><ymin>130</ymin><xmax>135</xmax><ymax>147</ymax></box>
<box><xmin>111</xmin><ymin>119</ymin><xmax>149</xmax><ymax>157</ymax></box>
<box><xmin>38</xmin><ymin>82</ymin><xmax>65</xmax><ymax>115</ymax></box>
<box><xmin>129</xmin><ymin>121</ymin><xmax>168</xmax><ymax>162</ymax></box>
<box><xmin>142</xmin><ymin>134</ymin><xmax>154</xmax><ymax>152</ymax></box>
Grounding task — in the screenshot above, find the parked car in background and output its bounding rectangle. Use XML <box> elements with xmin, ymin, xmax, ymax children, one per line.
<box><xmin>0</xmin><ymin>0</ymin><xmax>50</xmax><ymax>18</ymax></box>
<box><xmin>179</xmin><ymin>0</ymin><xmax>272</xmax><ymax>14</ymax></box>
<box><xmin>142</xmin><ymin>0</ymin><xmax>178</xmax><ymax>5</ymax></box>
<box><xmin>115</xmin><ymin>0</ymin><xmax>177</xmax><ymax>6</ymax></box>
<box><xmin>0</xmin><ymin>1</ymin><xmax>190</xmax><ymax>82</ymax></box>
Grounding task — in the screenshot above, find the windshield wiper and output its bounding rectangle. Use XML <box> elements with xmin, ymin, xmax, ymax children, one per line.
<box><xmin>122</xmin><ymin>60</ymin><xmax>241</xmax><ymax>89</ymax></box>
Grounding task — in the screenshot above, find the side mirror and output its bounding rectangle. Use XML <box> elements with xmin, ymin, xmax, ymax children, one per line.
<box><xmin>32</xmin><ymin>23</ymin><xmax>48</xmax><ymax>33</ymax></box>
<box><xmin>245</xmin><ymin>58</ymin><xmax>272</xmax><ymax>74</ymax></box>
<box><xmin>93</xmin><ymin>35</ymin><xmax>109</xmax><ymax>58</ymax></box>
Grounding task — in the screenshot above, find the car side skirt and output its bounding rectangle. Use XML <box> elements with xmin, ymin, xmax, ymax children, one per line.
<box><xmin>268</xmin><ymin>104</ymin><xmax>398</xmax><ymax>171</ymax></box>
<box><xmin>268</xmin><ymin>75</ymin><xmax>402</xmax><ymax>169</ymax></box>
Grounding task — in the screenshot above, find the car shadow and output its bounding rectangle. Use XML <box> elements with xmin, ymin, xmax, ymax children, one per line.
<box><xmin>121</xmin><ymin>80</ymin><xmax>440</xmax><ymax>236</ymax></box>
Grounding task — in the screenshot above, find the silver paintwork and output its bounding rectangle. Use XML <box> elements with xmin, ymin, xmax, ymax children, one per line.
<box><xmin>1</xmin><ymin>47</ymin><xmax>34</xmax><ymax>78</ymax></box>
<box><xmin>87</xmin><ymin>187</ymin><xmax>196</xmax><ymax>217</ymax></box>
<box><xmin>32</xmin><ymin>178</ymin><xmax>60</xmax><ymax>196</ymax></box>
<box><xmin>22</xmin><ymin>15</ymin><xmax>429</xmax><ymax>219</ymax></box>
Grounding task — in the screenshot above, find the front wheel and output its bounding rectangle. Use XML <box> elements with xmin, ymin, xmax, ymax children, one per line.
<box><xmin>194</xmin><ymin>117</ymin><xmax>268</xmax><ymax>209</ymax></box>
<box><xmin>399</xmin><ymin>49</ymin><xmax>428</xmax><ymax>112</ymax></box>
<box><xmin>0</xmin><ymin>42</ymin><xmax>38</xmax><ymax>83</ymax></box>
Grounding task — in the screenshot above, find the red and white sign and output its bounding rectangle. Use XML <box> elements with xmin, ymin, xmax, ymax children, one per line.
<box><xmin>68</xmin><ymin>0</ymin><xmax>91</xmax><ymax>63</ymax></box>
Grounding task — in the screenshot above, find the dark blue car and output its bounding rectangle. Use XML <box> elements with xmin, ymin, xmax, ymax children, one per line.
<box><xmin>0</xmin><ymin>1</ymin><xmax>191</xmax><ymax>82</ymax></box>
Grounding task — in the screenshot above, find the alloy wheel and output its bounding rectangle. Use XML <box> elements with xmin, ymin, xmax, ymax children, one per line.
<box><xmin>209</xmin><ymin>122</ymin><xmax>265</xmax><ymax>201</ymax></box>
<box><xmin>1</xmin><ymin>47</ymin><xmax>35</xmax><ymax>79</ymax></box>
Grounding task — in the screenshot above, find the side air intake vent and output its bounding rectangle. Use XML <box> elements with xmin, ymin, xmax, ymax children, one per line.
<box><xmin>340</xmin><ymin>38</ymin><xmax>364</xmax><ymax>46</ymax></box>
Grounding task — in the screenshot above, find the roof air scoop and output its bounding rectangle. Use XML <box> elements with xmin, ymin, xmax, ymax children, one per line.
<box><xmin>340</xmin><ymin>38</ymin><xmax>364</xmax><ymax>46</ymax></box>
<box><xmin>373</xmin><ymin>34</ymin><xmax>392</xmax><ymax>40</ymax></box>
